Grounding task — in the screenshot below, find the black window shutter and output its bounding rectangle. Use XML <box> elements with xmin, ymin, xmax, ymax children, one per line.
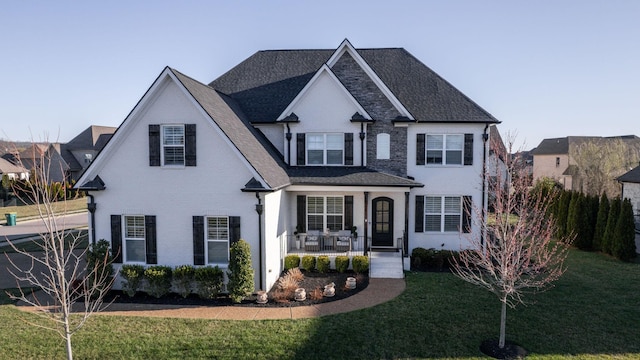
<box><xmin>462</xmin><ymin>196</ymin><xmax>472</xmax><ymax>233</ymax></box>
<box><xmin>149</xmin><ymin>124</ymin><xmax>161</xmax><ymax>166</ymax></box>
<box><xmin>344</xmin><ymin>133</ymin><xmax>353</xmax><ymax>165</ymax></box>
<box><xmin>110</xmin><ymin>215</ymin><xmax>122</xmax><ymax>263</ymax></box>
<box><xmin>344</xmin><ymin>196</ymin><xmax>353</xmax><ymax>230</ymax></box>
<box><xmin>297</xmin><ymin>195</ymin><xmax>306</xmax><ymax>232</ymax></box>
<box><xmin>229</xmin><ymin>216</ymin><xmax>241</xmax><ymax>245</ymax></box>
<box><xmin>185</xmin><ymin>124</ymin><xmax>197</xmax><ymax>166</ymax></box>
<box><xmin>193</xmin><ymin>216</ymin><xmax>205</xmax><ymax>265</ymax></box>
<box><xmin>145</xmin><ymin>215</ymin><xmax>157</xmax><ymax>264</ymax></box>
<box><xmin>296</xmin><ymin>133</ymin><xmax>305</xmax><ymax>166</ymax></box>
<box><xmin>416</xmin><ymin>134</ymin><xmax>425</xmax><ymax>165</ymax></box>
<box><xmin>464</xmin><ymin>133</ymin><xmax>474</xmax><ymax>165</ymax></box>
<box><xmin>415</xmin><ymin>195</ymin><xmax>424</xmax><ymax>232</ymax></box>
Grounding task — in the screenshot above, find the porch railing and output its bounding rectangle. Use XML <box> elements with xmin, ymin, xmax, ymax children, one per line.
<box><xmin>283</xmin><ymin>234</ymin><xmax>365</xmax><ymax>257</ymax></box>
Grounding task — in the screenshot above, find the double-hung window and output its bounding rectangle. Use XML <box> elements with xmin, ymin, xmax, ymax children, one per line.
<box><xmin>162</xmin><ymin>125</ymin><xmax>185</xmax><ymax>166</ymax></box>
<box><xmin>124</xmin><ymin>215</ymin><xmax>146</xmax><ymax>262</ymax></box>
<box><xmin>206</xmin><ymin>216</ymin><xmax>229</xmax><ymax>264</ymax></box>
<box><xmin>427</xmin><ymin>134</ymin><xmax>463</xmax><ymax>165</ymax></box>
<box><xmin>425</xmin><ymin>196</ymin><xmax>461</xmax><ymax>232</ymax></box>
<box><xmin>307</xmin><ymin>133</ymin><xmax>343</xmax><ymax>165</ymax></box>
<box><xmin>307</xmin><ymin>196</ymin><xmax>344</xmax><ymax>231</ymax></box>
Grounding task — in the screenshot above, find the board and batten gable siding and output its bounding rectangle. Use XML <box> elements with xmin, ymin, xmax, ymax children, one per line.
<box><xmin>89</xmin><ymin>76</ymin><xmax>263</xmax><ymax>289</ymax></box>
<box><xmin>407</xmin><ymin>122</ymin><xmax>487</xmax><ymax>252</ymax></box>
<box><xmin>284</xmin><ymin>71</ymin><xmax>364</xmax><ymax>166</ymax></box>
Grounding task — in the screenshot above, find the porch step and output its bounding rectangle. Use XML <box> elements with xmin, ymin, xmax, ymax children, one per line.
<box><xmin>369</xmin><ymin>251</ymin><xmax>404</xmax><ymax>279</ymax></box>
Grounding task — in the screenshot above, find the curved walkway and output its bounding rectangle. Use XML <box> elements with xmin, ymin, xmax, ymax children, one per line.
<box><xmin>17</xmin><ymin>278</ymin><xmax>405</xmax><ymax>320</ymax></box>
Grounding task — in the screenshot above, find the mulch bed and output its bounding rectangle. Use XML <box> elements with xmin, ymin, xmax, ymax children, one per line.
<box><xmin>103</xmin><ymin>271</ymin><xmax>368</xmax><ymax>308</ymax></box>
<box><xmin>479</xmin><ymin>339</ymin><xmax>528</xmax><ymax>359</ymax></box>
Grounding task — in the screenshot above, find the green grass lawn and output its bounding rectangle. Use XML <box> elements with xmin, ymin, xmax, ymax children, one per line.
<box><xmin>0</xmin><ymin>249</ymin><xmax>638</xmax><ymax>359</ymax></box>
<box><xmin>1</xmin><ymin>197</ymin><xmax>87</xmax><ymax>220</ymax></box>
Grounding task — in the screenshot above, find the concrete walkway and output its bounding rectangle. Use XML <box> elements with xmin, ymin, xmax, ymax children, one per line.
<box><xmin>16</xmin><ymin>278</ymin><xmax>406</xmax><ymax>320</ymax></box>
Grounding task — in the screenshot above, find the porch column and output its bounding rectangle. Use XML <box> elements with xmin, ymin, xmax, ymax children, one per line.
<box><xmin>404</xmin><ymin>191</ymin><xmax>409</xmax><ymax>257</ymax></box>
<box><xmin>364</xmin><ymin>191</ymin><xmax>369</xmax><ymax>255</ymax></box>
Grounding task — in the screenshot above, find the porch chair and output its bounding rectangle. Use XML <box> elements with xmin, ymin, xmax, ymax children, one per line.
<box><xmin>335</xmin><ymin>230</ymin><xmax>352</xmax><ymax>252</ymax></box>
<box><xmin>304</xmin><ymin>230</ymin><xmax>321</xmax><ymax>252</ymax></box>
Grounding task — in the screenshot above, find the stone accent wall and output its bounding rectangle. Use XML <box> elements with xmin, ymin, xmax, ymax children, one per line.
<box><xmin>331</xmin><ymin>52</ymin><xmax>407</xmax><ymax>177</ymax></box>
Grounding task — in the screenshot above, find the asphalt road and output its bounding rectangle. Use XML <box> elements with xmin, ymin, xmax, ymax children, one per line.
<box><xmin>0</xmin><ymin>212</ymin><xmax>88</xmax><ymax>242</ymax></box>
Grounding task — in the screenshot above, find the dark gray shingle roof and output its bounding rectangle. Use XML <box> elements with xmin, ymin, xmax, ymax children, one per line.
<box><xmin>209</xmin><ymin>48</ymin><xmax>499</xmax><ymax>124</ymax></box>
<box><xmin>618</xmin><ymin>165</ymin><xmax>640</xmax><ymax>184</ymax></box>
<box><xmin>287</xmin><ymin>167</ymin><xmax>423</xmax><ymax>187</ymax></box>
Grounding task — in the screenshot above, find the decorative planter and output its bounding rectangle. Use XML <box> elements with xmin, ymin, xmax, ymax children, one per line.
<box><xmin>323</xmin><ymin>282</ymin><xmax>335</xmax><ymax>297</ymax></box>
<box><xmin>294</xmin><ymin>288</ymin><xmax>306</xmax><ymax>301</ymax></box>
<box><xmin>345</xmin><ymin>277</ymin><xmax>356</xmax><ymax>289</ymax></box>
<box><xmin>256</xmin><ymin>291</ymin><xmax>268</xmax><ymax>304</ymax></box>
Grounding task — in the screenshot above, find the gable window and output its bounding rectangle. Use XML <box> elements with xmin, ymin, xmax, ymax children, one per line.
<box><xmin>162</xmin><ymin>125</ymin><xmax>185</xmax><ymax>166</ymax></box>
<box><xmin>307</xmin><ymin>133</ymin><xmax>343</xmax><ymax>165</ymax></box>
<box><xmin>124</xmin><ymin>215</ymin><xmax>146</xmax><ymax>262</ymax></box>
<box><xmin>307</xmin><ymin>196</ymin><xmax>343</xmax><ymax>231</ymax></box>
<box><xmin>206</xmin><ymin>216</ymin><xmax>229</xmax><ymax>264</ymax></box>
<box><xmin>425</xmin><ymin>196</ymin><xmax>461</xmax><ymax>232</ymax></box>
<box><xmin>556</xmin><ymin>157</ymin><xmax>560</xmax><ymax>167</ymax></box>
<box><xmin>427</xmin><ymin>134</ymin><xmax>463</xmax><ymax>165</ymax></box>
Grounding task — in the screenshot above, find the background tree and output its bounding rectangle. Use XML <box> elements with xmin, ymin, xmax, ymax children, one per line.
<box><xmin>592</xmin><ymin>193</ymin><xmax>609</xmax><ymax>251</ymax></box>
<box><xmin>602</xmin><ymin>197</ymin><xmax>621</xmax><ymax>255</ymax></box>
<box><xmin>452</xmin><ymin>135</ymin><xmax>571</xmax><ymax>353</ymax></box>
<box><xmin>612</xmin><ymin>198</ymin><xmax>637</xmax><ymax>261</ymax></box>
<box><xmin>5</xmin><ymin>141</ymin><xmax>114</xmax><ymax>360</ymax></box>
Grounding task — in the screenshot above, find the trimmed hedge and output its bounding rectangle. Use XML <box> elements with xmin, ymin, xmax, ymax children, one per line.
<box><xmin>317</xmin><ymin>255</ymin><xmax>330</xmax><ymax>273</ymax></box>
<box><xmin>194</xmin><ymin>265</ymin><xmax>224</xmax><ymax>299</ymax></box>
<box><xmin>301</xmin><ymin>255</ymin><xmax>316</xmax><ymax>272</ymax></box>
<box><xmin>411</xmin><ymin>247</ymin><xmax>459</xmax><ymax>272</ymax></box>
<box><xmin>284</xmin><ymin>255</ymin><xmax>300</xmax><ymax>270</ymax></box>
<box><xmin>173</xmin><ymin>265</ymin><xmax>195</xmax><ymax>298</ymax></box>
<box><xmin>352</xmin><ymin>255</ymin><xmax>369</xmax><ymax>274</ymax></box>
<box><xmin>144</xmin><ymin>265</ymin><xmax>173</xmax><ymax>298</ymax></box>
<box><xmin>119</xmin><ymin>264</ymin><xmax>145</xmax><ymax>297</ymax></box>
<box><xmin>335</xmin><ymin>256</ymin><xmax>349</xmax><ymax>273</ymax></box>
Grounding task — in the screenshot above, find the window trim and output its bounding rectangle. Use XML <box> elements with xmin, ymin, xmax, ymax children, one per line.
<box><xmin>426</xmin><ymin>134</ymin><xmax>464</xmax><ymax>166</ymax></box>
<box><xmin>306</xmin><ymin>133</ymin><xmax>344</xmax><ymax>166</ymax></box>
<box><xmin>161</xmin><ymin>124</ymin><xmax>186</xmax><ymax>167</ymax></box>
<box><xmin>306</xmin><ymin>195</ymin><xmax>344</xmax><ymax>232</ymax></box>
<box><xmin>123</xmin><ymin>215</ymin><xmax>146</xmax><ymax>263</ymax></box>
<box><xmin>424</xmin><ymin>196</ymin><xmax>462</xmax><ymax>233</ymax></box>
<box><xmin>205</xmin><ymin>216</ymin><xmax>230</xmax><ymax>266</ymax></box>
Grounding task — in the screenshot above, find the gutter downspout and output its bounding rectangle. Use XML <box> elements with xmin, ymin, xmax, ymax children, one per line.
<box><xmin>255</xmin><ymin>192</ymin><xmax>264</xmax><ymax>290</ymax></box>
<box><xmin>285</xmin><ymin>123</ymin><xmax>292</xmax><ymax>165</ymax></box>
<box><xmin>86</xmin><ymin>193</ymin><xmax>97</xmax><ymax>246</ymax></box>
<box><xmin>481</xmin><ymin>124</ymin><xmax>489</xmax><ymax>246</ymax></box>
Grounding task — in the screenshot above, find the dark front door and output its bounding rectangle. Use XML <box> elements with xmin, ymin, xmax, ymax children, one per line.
<box><xmin>372</xmin><ymin>197</ymin><xmax>394</xmax><ymax>247</ymax></box>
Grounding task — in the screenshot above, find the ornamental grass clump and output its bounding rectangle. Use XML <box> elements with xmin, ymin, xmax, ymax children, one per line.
<box><xmin>194</xmin><ymin>266</ymin><xmax>224</xmax><ymax>299</ymax></box>
<box><xmin>227</xmin><ymin>239</ymin><xmax>254</xmax><ymax>303</ymax></box>
<box><xmin>173</xmin><ymin>265</ymin><xmax>195</xmax><ymax>298</ymax></box>
<box><xmin>120</xmin><ymin>264</ymin><xmax>145</xmax><ymax>297</ymax></box>
<box><xmin>144</xmin><ymin>265</ymin><xmax>173</xmax><ymax>298</ymax></box>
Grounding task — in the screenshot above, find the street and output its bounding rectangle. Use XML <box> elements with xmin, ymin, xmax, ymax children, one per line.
<box><xmin>0</xmin><ymin>212</ymin><xmax>88</xmax><ymax>243</ymax></box>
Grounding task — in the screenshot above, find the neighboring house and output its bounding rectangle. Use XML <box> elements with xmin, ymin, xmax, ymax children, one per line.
<box><xmin>531</xmin><ymin>135</ymin><xmax>640</xmax><ymax>191</ymax></box>
<box><xmin>1</xmin><ymin>125</ymin><xmax>115</xmax><ymax>183</ymax></box>
<box><xmin>76</xmin><ymin>40</ymin><xmax>500</xmax><ymax>292</ymax></box>
<box><xmin>618</xmin><ymin>165</ymin><xmax>640</xmax><ymax>230</ymax></box>
<box><xmin>0</xmin><ymin>157</ymin><xmax>29</xmax><ymax>180</ymax></box>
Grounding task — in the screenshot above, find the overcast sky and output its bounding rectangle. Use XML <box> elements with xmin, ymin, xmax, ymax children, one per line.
<box><xmin>1</xmin><ymin>1</ymin><xmax>638</xmax><ymax>150</ymax></box>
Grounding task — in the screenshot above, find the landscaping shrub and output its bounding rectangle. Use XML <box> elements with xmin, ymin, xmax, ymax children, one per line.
<box><xmin>301</xmin><ymin>255</ymin><xmax>316</xmax><ymax>272</ymax></box>
<box><xmin>194</xmin><ymin>266</ymin><xmax>224</xmax><ymax>299</ymax></box>
<box><xmin>85</xmin><ymin>239</ymin><xmax>114</xmax><ymax>295</ymax></box>
<box><xmin>335</xmin><ymin>256</ymin><xmax>349</xmax><ymax>273</ymax></box>
<box><xmin>317</xmin><ymin>255</ymin><xmax>330</xmax><ymax>273</ymax></box>
<box><xmin>284</xmin><ymin>255</ymin><xmax>300</xmax><ymax>270</ymax></box>
<box><xmin>144</xmin><ymin>266</ymin><xmax>173</xmax><ymax>298</ymax></box>
<box><xmin>612</xmin><ymin>198</ymin><xmax>637</xmax><ymax>262</ymax></box>
<box><xmin>227</xmin><ymin>239</ymin><xmax>254</xmax><ymax>303</ymax></box>
<box><xmin>173</xmin><ymin>265</ymin><xmax>195</xmax><ymax>298</ymax></box>
<box><xmin>602</xmin><ymin>197</ymin><xmax>621</xmax><ymax>255</ymax></box>
<box><xmin>352</xmin><ymin>255</ymin><xmax>369</xmax><ymax>274</ymax></box>
<box><xmin>119</xmin><ymin>264</ymin><xmax>145</xmax><ymax>297</ymax></box>
<box><xmin>286</xmin><ymin>267</ymin><xmax>305</xmax><ymax>283</ymax></box>
<box><xmin>593</xmin><ymin>193</ymin><xmax>609</xmax><ymax>251</ymax></box>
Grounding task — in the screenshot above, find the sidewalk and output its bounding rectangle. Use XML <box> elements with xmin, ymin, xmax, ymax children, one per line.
<box><xmin>17</xmin><ymin>278</ymin><xmax>406</xmax><ymax>320</ymax></box>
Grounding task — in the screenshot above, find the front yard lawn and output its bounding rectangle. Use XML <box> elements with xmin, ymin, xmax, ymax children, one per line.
<box><xmin>0</xmin><ymin>249</ymin><xmax>638</xmax><ymax>359</ymax></box>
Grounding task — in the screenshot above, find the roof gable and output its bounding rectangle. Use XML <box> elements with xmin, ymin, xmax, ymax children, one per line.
<box><xmin>277</xmin><ymin>64</ymin><xmax>372</xmax><ymax>121</ymax></box>
<box><xmin>618</xmin><ymin>165</ymin><xmax>640</xmax><ymax>184</ymax></box>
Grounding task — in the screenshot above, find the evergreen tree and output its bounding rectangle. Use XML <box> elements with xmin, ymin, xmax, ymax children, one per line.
<box><xmin>592</xmin><ymin>193</ymin><xmax>609</xmax><ymax>251</ymax></box>
<box><xmin>612</xmin><ymin>199</ymin><xmax>637</xmax><ymax>261</ymax></box>
<box><xmin>555</xmin><ymin>191</ymin><xmax>571</xmax><ymax>238</ymax></box>
<box><xmin>571</xmin><ymin>194</ymin><xmax>592</xmax><ymax>250</ymax></box>
<box><xmin>227</xmin><ymin>239</ymin><xmax>255</xmax><ymax>303</ymax></box>
<box><xmin>602</xmin><ymin>197</ymin><xmax>621</xmax><ymax>255</ymax></box>
<box><xmin>566</xmin><ymin>192</ymin><xmax>579</xmax><ymax>240</ymax></box>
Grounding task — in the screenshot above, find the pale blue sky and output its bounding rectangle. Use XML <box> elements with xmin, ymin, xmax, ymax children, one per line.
<box><xmin>1</xmin><ymin>1</ymin><xmax>638</xmax><ymax>150</ymax></box>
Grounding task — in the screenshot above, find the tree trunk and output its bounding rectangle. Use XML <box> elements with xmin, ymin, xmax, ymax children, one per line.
<box><xmin>499</xmin><ymin>300</ymin><xmax>507</xmax><ymax>349</ymax></box>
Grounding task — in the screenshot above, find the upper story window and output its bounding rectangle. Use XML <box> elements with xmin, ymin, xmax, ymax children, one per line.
<box><xmin>162</xmin><ymin>125</ymin><xmax>185</xmax><ymax>166</ymax></box>
<box><xmin>427</xmin><ymin>134</ymin><xmax>463</xmax><ymax>165</ymax></box>
<box><xmin>307</xmin><ymin>133</ymin><xmax>343</xmax><ymax>165</ymax></box>
<box><xmin>206</xmin><ymin>216</ymin><xmax>229</xmax><ymax>265</ymax></box>
<box><xmin>377</xmin><ymin>133</ymin><xmax>390</xmax><ymax>160</ymax></box>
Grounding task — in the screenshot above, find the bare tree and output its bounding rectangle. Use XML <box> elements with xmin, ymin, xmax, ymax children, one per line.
<box><xmin>4</xmin><ymin>141</ymin><xmax>114</xmax><ymax>360</ymax></box>
<box><xmin>452</xmin><ymin>133</ymin><xmax>571</xmax><ymax>352</ymax></box>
